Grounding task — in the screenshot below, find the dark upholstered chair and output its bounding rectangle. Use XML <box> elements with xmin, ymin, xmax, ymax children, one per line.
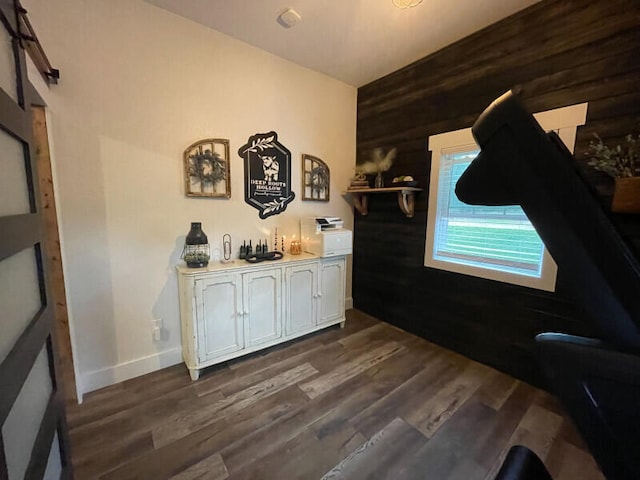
<box><xmin>494</xmin><ymin>446</ymin><xmax>553</xmax><ymax>480</ymax></box>
<box><xmin>457</xmin><ymin>91</ymin><xmax>640</xmax><ymax>480</ymax></box>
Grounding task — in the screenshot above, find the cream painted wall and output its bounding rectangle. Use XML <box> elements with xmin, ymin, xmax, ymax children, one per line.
<box><xmin>23</xmin><ymin>0</ymin><xmax>357</xmax><ymax>396</ymax></box>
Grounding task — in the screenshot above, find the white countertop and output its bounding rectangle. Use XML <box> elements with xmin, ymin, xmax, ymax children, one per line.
<box><xmin>176</xmin><ymin>252</ymin><xmax>321</xmax><ymax>275</ymax></box>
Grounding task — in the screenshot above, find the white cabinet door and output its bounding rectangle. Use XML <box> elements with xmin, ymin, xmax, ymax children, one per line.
<box><xmin>319</xmin><ymin>257</ymin><xmax>346</xmax><ymax>325</ymax></box>
<box><xmin>195</xmin><ymin>273</ymin><xmax>244</xmax><ymax>362</ymax></box>
<box><xmin>243</xmin><ymin>268</ymin><xmax>282</xmax><ymax>347</ymax></box>
<box><xmin>285</xmin><ymin>262</ymin><xmax>318</xmax><ymax>335</ymax></box>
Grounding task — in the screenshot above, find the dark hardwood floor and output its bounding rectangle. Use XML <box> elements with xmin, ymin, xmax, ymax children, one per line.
<box><xmin>66</xmin><ymin>310</ymin><xmax>604</xmax><ymax>479</ymax></box>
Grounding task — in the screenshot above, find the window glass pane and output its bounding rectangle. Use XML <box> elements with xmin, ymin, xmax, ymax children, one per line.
<box><xmin>0</xmin><ymin>247</ymin><xmax>42</xmax><ymax>363</ymax></box>
<box><xmin>432</xmin><ymin>148</ymin><xmax>545</xmax><ymax>278</ymax></box>
<box><xmin>0</xmin><ymin>127</ymin><xmax>31</xmax><ymax>216</ymax></box>
<box><xmin>0</xmin><ymin>25</ymin><xmax>18</xmax><ymax>103</ymax></box>
<box><xmin>43</xmin><ymin>432</ymin><xmax>62</xmax><ymax>480</ymax></box>
<box><xmin>2</xmin><ymin>347</ymin><xmax>53</xmax><ymax>480</ymax></box>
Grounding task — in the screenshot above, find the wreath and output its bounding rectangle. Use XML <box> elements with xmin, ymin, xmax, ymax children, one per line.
<box><xmin>189</xmin><ymin>149</ymin><xmax>226</xmax><ymax>190</ymax></box>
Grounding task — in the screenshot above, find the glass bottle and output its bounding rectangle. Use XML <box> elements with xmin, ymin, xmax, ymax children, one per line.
<box><xmin>375</xmin><ymin>171</ymin><xmax>384</xmax><ymax>188</ymax></box>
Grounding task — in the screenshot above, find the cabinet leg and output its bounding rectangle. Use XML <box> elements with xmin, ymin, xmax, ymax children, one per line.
<box><xmin>189</xmin><ymin>368</ymin><xmax>200</xmax><ymax>381</ymax></box>
<box><xmin>340</xmin><ymin>321</ymin><xmax>346</xmax><ymax>329</ymax></box>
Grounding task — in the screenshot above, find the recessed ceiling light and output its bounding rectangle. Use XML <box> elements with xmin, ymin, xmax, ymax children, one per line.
<box><xmin>392</xmin><ymin>0</ymin><xmax>424</xmax><ymax>9</ymax></box>
<box><xmin>277</xmin><ymin>8</ymin><xmax>302</xmax><ymax>28</ymax></box>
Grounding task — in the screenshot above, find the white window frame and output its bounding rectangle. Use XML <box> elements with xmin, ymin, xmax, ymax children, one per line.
<box><xmin>425</xmin><ymin>103</ymin><xmax>588</xmax><ymax>292</ymax></box>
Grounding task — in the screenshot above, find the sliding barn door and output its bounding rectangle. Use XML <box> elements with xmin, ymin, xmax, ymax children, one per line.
<box><xmin>0</xmin><ymin>2</ymin><xmax>72</xmax><ymax>479</ymax></box>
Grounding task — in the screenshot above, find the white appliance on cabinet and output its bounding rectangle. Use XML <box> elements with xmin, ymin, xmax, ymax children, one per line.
<box><xmin>300</xmin><ymin>217</ymin><xmax>352</xmax><ymax>257</ymax></box>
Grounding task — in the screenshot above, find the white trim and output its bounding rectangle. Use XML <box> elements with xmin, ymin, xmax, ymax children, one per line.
<box><xmin>424</xmin><ymin>103</ymin><xmax>587</xmax><ymax>292</ymax></box>
<box><xmin>345</xmin><ymin>296</ymin><xmax>353</xmax><ymax>310</ymax></box>
<box><xmin>79</xmin><ymin>347</ymin><xmax>183</xmax><ymax>395</ymax></box>
<box><xmin>81</xmin><ymin>300</ymin><xmax>355</xmax><ymax>395</ymax></box>
<box><xmin>428</xmin><ymin>128</ymin><xmax>475</xmax><ymax>152</ymax></box>
<box><xmin>533</xmin><ymin>103</ymin><xmax>588</xmax><ymax>131</ymax></box>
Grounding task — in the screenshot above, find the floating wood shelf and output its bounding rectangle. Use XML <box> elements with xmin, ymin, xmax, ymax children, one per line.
<box><xmin>345</xmin><ymin>187</ymin><xmax>423</xmax><ymax>218</ymax></box>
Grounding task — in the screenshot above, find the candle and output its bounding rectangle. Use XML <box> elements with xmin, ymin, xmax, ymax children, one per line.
<box><xmin>290</xmin><ymin>239</ymin><xmax>302</xmax><ymax>255</ymax></box>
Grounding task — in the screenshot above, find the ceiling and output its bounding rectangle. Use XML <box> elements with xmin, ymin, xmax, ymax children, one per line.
<box><xmin>145</xmin><ymin>0</ymin><xmax>541</xmax><ymax>87</ymax></box>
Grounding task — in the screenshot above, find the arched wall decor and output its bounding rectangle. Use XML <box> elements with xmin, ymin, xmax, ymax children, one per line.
<box><xmin>302</xmin><ymin>153</ymin><xmax>330</xmax><ymax>202</ymax></box>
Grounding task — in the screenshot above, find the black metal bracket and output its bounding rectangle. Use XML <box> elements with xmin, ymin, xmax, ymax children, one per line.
<box><xmin>15</xmin><ymin>1</ymin><xmax>60</xmax><ymax>84</ymax></box>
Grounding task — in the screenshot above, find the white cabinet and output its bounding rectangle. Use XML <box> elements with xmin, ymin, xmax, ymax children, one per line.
<box><xmin>285</xmin><ymin>262</ymin><xmax>318</xmax><ymax>336</ymax></box>
<box><xmin>195</xmin><ymin>273</ymin><xmax>244</xmax><ymax>363</ymax></box>
<box><xmin>178</xmin><ymin>254</ymin><xmax>347</xmax><ymax>380</ymax></box>
<box><xmin>284</xmin><ymin>257</ymin><xmax>346</xmax><ymax>334</ymax></box>
<box><xmin>319</xmin><ymin>257</ymin><xmax>346</xmax><ymax>326</ymax></box>
<box><xmin>243</xmin><ymin>268</ymin><xmax>282</xmax><ymax>347</ymax></box>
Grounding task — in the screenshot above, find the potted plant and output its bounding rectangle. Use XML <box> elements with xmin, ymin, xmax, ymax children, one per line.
<box><xmin>586</xmin><ymin>132</ymin><xmax>640</xmax><ymax>213</ymax></box>
<box><xmin>357</xmin><ymin>147</ymin><xmax>397</xmax><ymax>188</ymax></box>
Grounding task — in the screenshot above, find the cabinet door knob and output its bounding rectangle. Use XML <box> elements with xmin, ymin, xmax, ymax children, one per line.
<box><xmin>318</xmin><ymin>292</ymin><xmax>323</xmax><ymax>297</ymax></box>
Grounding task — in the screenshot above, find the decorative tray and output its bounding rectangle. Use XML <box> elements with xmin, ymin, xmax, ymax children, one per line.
<box><xmin>244</xmin><ymin>251</ymin><xmax>284</xmax><ymax>263</ymax></box>
<box><xmin>390</xmin><ymin>180</ymin><xmax>418</xmax><ymax>187</ymax></box>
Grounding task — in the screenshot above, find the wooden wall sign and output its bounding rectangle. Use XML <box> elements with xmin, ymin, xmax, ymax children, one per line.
<box><xmin>239</xmin><ymin>131</ymin><xmax>295</xmax><ymax>219</ymax></box>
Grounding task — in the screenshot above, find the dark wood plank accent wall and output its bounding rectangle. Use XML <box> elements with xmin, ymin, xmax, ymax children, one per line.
<box><xmin>354</xmin><ymin>0</ymin><xmax>640</xmax><ymax>387</ymax></box>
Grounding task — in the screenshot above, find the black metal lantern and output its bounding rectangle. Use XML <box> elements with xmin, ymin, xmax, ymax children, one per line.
<box><xmin>182</xmin><ymin>222</ymin><xmax>210</xmax><ymax>268</ymax></box>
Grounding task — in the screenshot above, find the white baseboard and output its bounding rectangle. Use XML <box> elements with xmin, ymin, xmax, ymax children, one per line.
<box><xmin>79</xmin><ymin>347</ymin><xmax>183</xmax><ymax>396</ymax></box>
<box><xmin>79</xmin><ymin>298</ymin><xmax>354</xmax><ymax>398</ymax></box>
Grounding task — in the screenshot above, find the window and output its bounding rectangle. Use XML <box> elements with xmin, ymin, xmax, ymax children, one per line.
<box><xmin>425</xmin><ymin>103</ymin><xmax>588</xmax><ymax>291</ymax></box>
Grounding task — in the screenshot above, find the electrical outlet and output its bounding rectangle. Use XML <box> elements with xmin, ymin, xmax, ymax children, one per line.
<box><xmin>152</xmin><ymin>318</ymin><xmax>163</xmax><ymax>342</ymax></box>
